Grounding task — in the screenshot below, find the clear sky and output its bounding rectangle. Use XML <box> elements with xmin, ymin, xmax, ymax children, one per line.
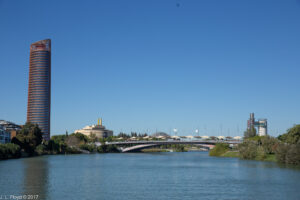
<box><xmin>0</xmin><ymin>0</ymin><xmax>299</xmax><ymax>137</ymax></box>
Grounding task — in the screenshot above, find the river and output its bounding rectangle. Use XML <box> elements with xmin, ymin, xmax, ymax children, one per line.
<box><xmin>0</xmin><ymin>152</ymin><xmax>299</xmax><ymax>200</ymax></box>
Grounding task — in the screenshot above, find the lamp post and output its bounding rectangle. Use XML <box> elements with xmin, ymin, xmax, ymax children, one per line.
<box><xmin>173</xmin><ymin>128</ymin><xmax>178</xmax><ymax>136</ymax></box>
<box><xmin>195</xmin><ymin>129</ymin><xmax>199</xmax><ymax>137</ymax></box>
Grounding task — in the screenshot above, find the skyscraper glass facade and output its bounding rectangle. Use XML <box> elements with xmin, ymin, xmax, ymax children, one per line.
<box><xmin>27</xmin><ymin>39</ymin><xmax>51</xmax><ymax>140</ymax></box>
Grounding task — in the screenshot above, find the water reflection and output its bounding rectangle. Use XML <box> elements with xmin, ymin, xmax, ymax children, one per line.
<box><xmin>23</xmin><ymin>157</ymin><xmax>49</xmax><ymax>199</ymax></box>
<box><xmin>0</xmin><ymin>153</ymin><xmax>299</xmax><ymax>200</ymax></box>
<box><xmin>238</xmin><ymin>158</ymin><xmax>300</xmax><ymax>170</ymax></box>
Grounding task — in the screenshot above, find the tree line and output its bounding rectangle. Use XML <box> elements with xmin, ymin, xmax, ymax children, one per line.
<box><xmin>0</xmin><ymin>122</ymin><xmax>120</xmax><ymax>160</ymax></box>
<box><xmin>210</xmin><ymin>124</ymin><xmax>300</xmax><ymax>166</ymax></box>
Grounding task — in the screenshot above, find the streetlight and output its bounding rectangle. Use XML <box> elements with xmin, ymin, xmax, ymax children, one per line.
<box><xmin>173</xmin><ymin>128</ymin><xmax>178</xmax><ymax>136</ymax></box>
<box><xmin>195</xmin><ymin>129</ymin><xmax>199</xmax><ymax>137</ymax></box>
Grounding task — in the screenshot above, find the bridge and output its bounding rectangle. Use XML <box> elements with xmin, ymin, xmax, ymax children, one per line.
<box><xmin>106</xmin><ymin>140</ymin><xmax>242</xmax><ymax>153</ymax></box>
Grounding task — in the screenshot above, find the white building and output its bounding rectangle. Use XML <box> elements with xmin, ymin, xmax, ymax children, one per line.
<box><xmin>257</xmin><ymin>119</ymin><xmax>268</xmax><ymax>136</ymax></box>
<box><xmin>74</xmin><ymin>118</ymin><xmax>113</xmax><ymax>139</ymax></box>
<box><xmin>0</xmin><ymin>125</ymin><xmax>11</xmax><ymax>144</ymax></box>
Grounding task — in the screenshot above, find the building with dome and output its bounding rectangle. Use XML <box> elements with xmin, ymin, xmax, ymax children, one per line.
<box><xmin>151</xmin><ymin>132</ymin><xmax>170</xmax><ymax>138</ymax></box>
<box><xmin>74</xmin><ymin>118</ymin><xmax>113</xmax><ymax>139</ymax></box>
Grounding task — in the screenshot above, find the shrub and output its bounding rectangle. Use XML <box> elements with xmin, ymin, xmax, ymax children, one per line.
<box><xmin>0</xmin><ymin>143</ymin><xmax>21</xmax><ymax>159</ymax></box>
<box><xmin>97</xmin><ymin>145</ymin><xmax>107</xmax><ymax>153</ymax></box>
<box><xmin>209</xmin><ymin>143</ymin><xmax>230</xmax><ymax>156</ymax></box>
<box><xmin>275</xmin><ymin>143</ymin><xmax>288</xmax><ymax>163</ymax></box>
<box><xmin>174</xmin><ymin>144</ymin><xmax>186</xmax><ymax>152</ymax></box>
<box><xmin>80</xmin><ymin>144</ymin><xmax>96</xmax><ymax>152</ymax></box>
<box><xmin>97</xmin><ymin>144</ymin><xmax>119</xmax><ymax>153</ymax></box>
<box><xmin>11</xmin><ymin>122</ymin><xmax>43</xmax><ymax>156</ymax></box>
<box><xmin>275</xmin><ymin>125</ymin><xmax>300</xmax><ymax>165</ymax></box>
<box><xmin>238</xmin><ymin>141</ymin><xmax>257</xmax><ymax>159</ymax></box>
<box><xmin>256</xmin><ymin>146</ymin><xmax>267</xmax><ymax>161</ymax></box>
<box><xmin>285</xmin><ymin>144</ymin><xmax>300</xmax><ymax>165</ymax></box>
<box><xmin>260</xmin><ymin>136</ymin><xmax>279</xmax><ymax>154</ymax></box>
<box><xmin>65</xmin><ymin>135</ymin><xmax>81</xmax><ymax>147</ymax></box>
<box><xmin>278</xmin><ymin>124</ymin><xmax>300</xmax><ymax>144</ymax></box>
<box><xmin>70</xmin><ymin>133</ymin><xmax>89</xmax><ymax>143</ymax></box>
<box><xmin>244</xmin><ymin>127</ymin><xmax>257</xmax><ymax>138</ymax></box>
<box><xmin>35</xmin><ymin>144</ymin><xmax>47</xmax><ymax>155</ymax></box>
<box><xmin>51</xmin><ymin>135</ymin><xmax>67</xmax><ymax>143</ymax></box>
<box><xmin>65</xmin><ymin>146</ymin><xmax>81</xmax><ymax>154</ymax></box>
<box><xmin>106</xmin><ymin>144</ymin><xmax>119</xmax><ymax>153</ymax></box>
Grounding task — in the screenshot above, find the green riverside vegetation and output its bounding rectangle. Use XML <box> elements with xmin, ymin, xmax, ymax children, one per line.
<box><xmin>2</xmin><ymin>123</ymin><xmax>299</xmax><ymax>166</ymax></box>
<box><xmin>0</xmin><ymin>123</ymin><xmax>121</xmax><ymax>160</ymax></box>
<box><xmin>209</xmin><ymin>124</ymin><xmax>300</xmax><ymax>166</ymax></box>
<box><xmin>0</xmin><ymin>143</ymin><xmax>21</xmax><ymax>159</ymax></box>
<box><xmin>209</xmin><ymin>143</ymin><xmax>230</xmax><ymax>156</ymax></box>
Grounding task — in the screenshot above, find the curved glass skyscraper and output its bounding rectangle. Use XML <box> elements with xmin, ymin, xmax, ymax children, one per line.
<box><xmin>27</xmin><ymin>39</ymin><xmax>51</xmax><ymax>140</ymax></box>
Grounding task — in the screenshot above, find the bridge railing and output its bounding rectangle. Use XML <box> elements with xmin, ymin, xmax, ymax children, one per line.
<box><xmin>106</xmin><ymin>140</ymin><xmax>242</xmax><ymax>146</ymax></box>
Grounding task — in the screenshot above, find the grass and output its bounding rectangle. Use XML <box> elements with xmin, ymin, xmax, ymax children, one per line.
<box><xmin>221</xmin><ymin>151</ymin><xmax>239</xmax><ymax>158</ymax></box>
<box><xmin>209</xmin><ymin>143</ymin><xmax>230</xmax><ymax>156</ymax></box>
<box><xmin>211</xmin><ymin>150</ymin><xmax>276</xmax><ymax>162</ymax></box>
<box><xmin>141</xmin><ymin>149</ymin><xmax>169</xmax><ymax>153</ymax></box>
<box><xmin>219</xmin><ymin>151</ymin><xmax>277</xmax><ymax>162</ymax></box>
<box><xmin>259</xmin><ymin>154</ymin><xmax>277</xmax><ymax>162</ymax></box>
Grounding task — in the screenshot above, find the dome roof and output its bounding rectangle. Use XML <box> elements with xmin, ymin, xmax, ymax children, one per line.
<box><xmin>151</xmin><ymin>132</ymin><xmax>169</xmax><ymax>137</ymax></box>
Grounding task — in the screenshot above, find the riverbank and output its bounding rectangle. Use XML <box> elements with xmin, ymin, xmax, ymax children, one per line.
<box><xmin>209</xmin><ymin>142</ymin><xmax>278</xmax><ymax>162</ymax></box>
<box><xmin>219</xmin><ymin>150</ymin><xmax>277</xmax><ymax>162</ymax></box>
<box><xmin>141</xmin><ymin>148</ymin><xmax>169</xmax><ymax>153</ymax></box>
<box><xmin>0</xmin><ymin>143</ymin><xmax>208</xmax><ymax>160</ymax></box>
<box><xmin>209</xmin><ymin>133</ymin><xmax>300</xmax><ymax>165</ymax></box>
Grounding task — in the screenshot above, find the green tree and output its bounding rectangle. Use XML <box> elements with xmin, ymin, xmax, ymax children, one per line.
<box><xmin>35</xmin><ymin>144</ymin><xmax>47</xmax><ymax>155</ymax></box>
<box><xmin>255</xmin><ymin>146</ymin><xmax>267</xmax><ymax>161</ymax></box>
<box><xmin>106</xmin><ymin>144</ymin><xmax>119</xmax><ymax>153</ymax></box>
<box><xmin>275</xmin><ymin>125</ymin><xmax>300</xmax><ymax>165</ymax></box>
<box><xmin>238</xmin><ymin>140</ymin><xmax>257</xmax><ymax>159</ymax></box>
<box><xmin>0</xmin><ymin>143</ymin><xmax>21</xmax><ymax>159</ymax></box>
<box><xmin>275</xmin><ymin>143</ymin><xmax>289</xmax><ymax>163</ymax></box>
<box><xmin>278</xmin><ymin>124</ymin><xmax>300</xmax><ymax>144</ymax></box>
<box><xmin>97</xmin><ymin>144</ymin><xmax>119</xmax><ymax>153</ymax></box>
<box><xmin>46</xmin><ymin>139</ymin><xmax>67</xmax><ymax>154</ymax></box>
<box><xmin>106</xmin><ymin>136</ymin><xmax>114</xmax><ymax>142</ymax></box>
<box><xmin>70</xmin><ymin>132</ymin><xmax>89</xmax><ymax>143</ymax></box>
<box><xmin>11</xmin><ymin>122</ymin><xmax>43</xmax><ymax>155</ymax></box>
<box><xmin>244</xmin><ymin>127</ymin><xmax>257</xmax><ymax>138</ymax></box>
<box><xmin>260</xmin><ymin>136</ymin><xmax>278</xmax><ymax>154</ymax></box>
<box><xmin>97</xmin><ymin>144</ymin><xmax>107</xmax><ymax>153</ymax></box>
<box><xmin>209</xmin><ymin>143</ymin><xmax>230</xmax><ymax>156</ymax></box>
<box><xmin>65</xmin><ymin>135</ymin><xmax>81</xmax><ymax>147</ymax></box>
<box><xmin>285</xmin><ymin>144</ymin><xmax>300</xmax><ymax>165</ymax></box>
<box><xmin>80</xmin><ymin>144</ymin><xmax>96</xmax><ymax>152</ymax></box>
<box><xmin>89</xmin><ymin>133</ymin><xmax>98</xmax><ymax>143</ymax></box>
<box><xmin>276</xmin><ymin>143</ymin><xmax>300</xmax><ymax>165</ymax></box>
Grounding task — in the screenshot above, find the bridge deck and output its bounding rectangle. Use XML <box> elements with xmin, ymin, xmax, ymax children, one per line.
<box><xmin>108</xmin><ymin>140</ymin><xmax>241</xmax><ymax>146</ymax></box>
<box><xmin>121</xmin><ymin>144</ymin><xmax>158</xmax><ymax>153</ymax></box>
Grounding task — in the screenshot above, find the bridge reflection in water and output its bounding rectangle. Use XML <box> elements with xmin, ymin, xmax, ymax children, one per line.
<box><xmin>106</xmin><ymin>140</ymin><xmax>241</xmax><ymax>153</ymax></box>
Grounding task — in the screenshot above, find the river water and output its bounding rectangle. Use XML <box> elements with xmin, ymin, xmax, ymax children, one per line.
<box><xmin>0</xmin><ymin>152</ymin><xmax>299</xmax><ymax>200</ymax></box>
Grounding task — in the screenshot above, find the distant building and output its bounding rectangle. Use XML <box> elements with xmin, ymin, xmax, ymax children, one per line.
<box><xmin>0</xmin><ymin>125</ymin><xmax>11</xmax><ymax>144</ymax></box>
<box><xmin>247</xmin><ymin>113</ymin><xmax>268</xmax><ymax>136</ymax></box>
<box><xmin>27</xmin><ymin>39</ymin><xmax>51</xmax><ymax>140</ymax></box>
<box><xmin>151</xmin><ymin>132</ymin><xmax>170</xmax><ymax>138</ymax></box>
<box><xmin>0</xmin><ymin>120</ymin><xmax>21</xmax><ymax>139</ymax></box>
<box><xmin>74</xmin><ymin>118</ymin><xmax>113</xmax><ymax>139</ymax></box>
<box><xmin>257</xmin><ymin>119</ymin><xmax>267</xmax><ymax>136</ymax></box>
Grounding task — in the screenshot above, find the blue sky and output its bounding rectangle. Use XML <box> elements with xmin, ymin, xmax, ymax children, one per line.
<box><xmin>0</xmin><ymin>0</ymin><xmax>299</xmax><ymax>136</ymax></box>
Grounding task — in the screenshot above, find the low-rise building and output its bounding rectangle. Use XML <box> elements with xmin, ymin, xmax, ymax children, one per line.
<box><xmin>0</xmin><ymin>120</ymin><xmax>21</xmax><ymax>139</ymax></box>
<box><xmin>74</xmin><ymin>118</ymin><xmax>113</xmax><ymax>139</ymax></box>
<box><xmin>0</xmin><ymin>125</ymin><xmax>11</xmax><ymax>144</ymax></box>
